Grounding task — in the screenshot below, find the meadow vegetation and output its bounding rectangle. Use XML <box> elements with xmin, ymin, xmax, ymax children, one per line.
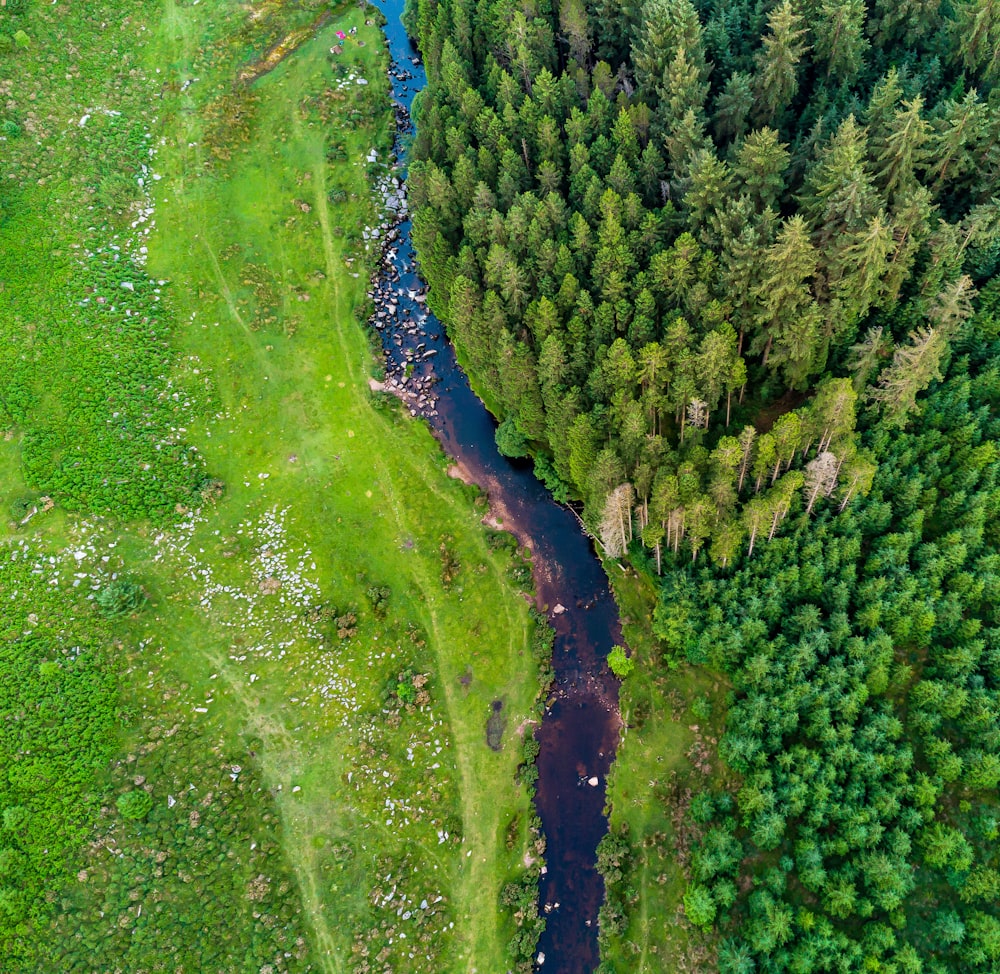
<box><xmin>0</xmin><ymin>1</ymin><xmax>542</xmax><ymax>971</ymax></box>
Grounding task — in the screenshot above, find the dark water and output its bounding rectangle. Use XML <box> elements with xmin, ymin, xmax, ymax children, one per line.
<box><xmin>369</xmin><ymin>3</ymin><xmax>622</xmax><ymax>970</ymax></box>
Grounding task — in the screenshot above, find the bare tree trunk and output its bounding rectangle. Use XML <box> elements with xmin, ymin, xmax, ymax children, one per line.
<box><xmin>726</xmin><ymin>389</ymin><xmax>732</xmax><ymax>426</ymax></box>
<box><xmin>806</xmin><ymin>484</ymin><xmax>821</xmax><ymax>514</ymax></box>
<box><xmin>748</xmin><ymin>525</ymin><xmax>758</xmax><ymax>556</ymax></box>
<box><xmin>838</xmin><ymin>481</ymin><xmax>856</xmax><ymax>512</ymax></box>
<box><xmin>655</xmin><ymin>541</ymin><xmax>662</xmax><ymax>575</ymax></box>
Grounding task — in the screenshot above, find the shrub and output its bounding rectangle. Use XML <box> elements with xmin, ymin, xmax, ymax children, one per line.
<box><xmin>95</xmin><ymin>578</ymin><xmax>146</xmax><ymax>618</ymax></box>
<box><xmin>683</xmin><ymin>883</ymin><xmax>717</xmax><ymax>927</ymax></box>
<box><xmin>1</xmin><ymin>806</ymin><xmax>29</xmax><ymax>832</ymax></box>
<box><xmin>495</xmin><ymin>416</ymin><xmax>528</xmax><ymax>458</ymax></box>
<box><xmin>116</xmin><ymin>790</ymin><xmax>153</xmax><ymax>821</ymax></box>
<box><xmin>607</xmin><ymin>645</ymin><xmax>634</xmax><ymax>679</ymax></box>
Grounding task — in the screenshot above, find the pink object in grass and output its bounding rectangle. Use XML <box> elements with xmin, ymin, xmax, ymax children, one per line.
<box><xmin>336</xmin><ymin>30</ymin><xmax>347</xmax><ymax>39</ymax></box>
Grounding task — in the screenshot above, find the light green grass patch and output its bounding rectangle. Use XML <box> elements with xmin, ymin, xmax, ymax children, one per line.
<box><xmin>600</xmin><ymin>566</ymin><xmax>730</xmax><ymax>973</ymax></box>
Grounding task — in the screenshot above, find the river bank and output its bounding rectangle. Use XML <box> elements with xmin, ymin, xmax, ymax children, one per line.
<box><xmin>369</xmin><ymin>3</ymin><xmax>624</xmax><ymax>970</ymax></box>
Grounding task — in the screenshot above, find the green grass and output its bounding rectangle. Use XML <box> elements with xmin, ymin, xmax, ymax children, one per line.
<box><xmin>0</xmin><ymin>1</ymin><xmax>541</xmax><ymax>971</ymax></box>
<box><xmin>599</xmin><ymin>565</ymin><xmax>730</xmax><ymax>973</ymax></box>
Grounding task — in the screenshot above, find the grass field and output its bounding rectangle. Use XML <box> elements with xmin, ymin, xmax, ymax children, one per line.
<box><xmin>598</xmin><ymin>566</ymin><xmax>730</xmax><ymax>973</ymax></box>
<box><xmin>0</xmin><ymin>2</ymin><xmax>540</xmax><ymax>971</ymax></box>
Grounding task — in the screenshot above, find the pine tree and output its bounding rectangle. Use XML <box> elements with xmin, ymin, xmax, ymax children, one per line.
<box><xmin>752</xmin><ymin>1</ymin><xmax>810</xmax><ymax>126</ymax></box>
<box><xmin>770</xmin><ymin>412</ymin><xmax>802</xmax><ymax>481</ymax></box>
<box><xmin>743</xmin><ymin>496</ymin><xmax>772</xmax><ymax>556</ymax></box>
<box><xmin>813</xmin><ymin>0</ymin><xmax>869</xmax><ymax>82</ymax></box>
<box><xmin>631</xmin><ymin>0</ymin><xmax>706</xmax><ymax>106</ymax></box>
<box><xmin>868</xmin><ymin>326</ymin><xmax>950</xmax><ymax>428</ymax></box>
<box><xmin>734</xmin><ymin>128</ymin><xmax>790</xmax><ymax>213</ymax></box>
<box><xmin>713</xmin><ymin>71</ymin><xmax>754</xmax><ymax>144</ymax></box>
<box><xmin>752</xmin><ymin>216</ymin><xmax>823</xmax><ymax>388</ymax></box>
<box><xmin>826</xmin><ymin>212</ymin><xmax>895</xmax><ymax>340</ymax></box>
<box><xmin>766</xmin><ymin>470</ymin><xmax>804</xmax><ymax>539</ymax></box>
<box><xmin>559</xmin><ymin>0</ymin><xmax>592</xmax><ymax>70</ymax></box>
<box><xmin>736</xmin><ymin>425</ymin><xmax>757</xmax><ymax>494</ymax></box>
<box><xmin>874</xmin><ymin>97</ymin><xmax>932</xmax><ymax>202</ymax></box>
<box><xmin>697</xmin><ymin>324</ymin><xmax>741</xmax><ymax>424</ymax></box>
<box><xmin>952</xmin><ymin>0</ymin><xmax>1000</xmax><ymax>83</ymax></box>
<box><xmin>870</xmin><ymin>0</ymin><xmax>941</xmax><ymax>47</ymax></box>
<box><xmin>837</xmin><ymin>454</ymin><xmax>877</xmax><ymax>511</ymax></box>
<box><xmin>800</xmin><ymin>115</ymin><xmax>882</xmax><ymax>245</ymax></box>
<box><xmin>929</xmin><ymin>90</ymin><xmax>988</xmax><ymax>190</ymax></box>
<box><xmin>811</xmin><ymin>377</ymin><xmax>858</xmax><ymax>453</ymax></box>
<box><xmin>685</xmin><ymin>149</ymin><xmax>734</xmax><ymax>245</ymax></box>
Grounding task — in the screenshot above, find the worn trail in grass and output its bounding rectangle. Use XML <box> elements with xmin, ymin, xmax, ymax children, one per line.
<box><xmin>138</xmin><ymin>2</ymin><xmax>540</xmax><ymax>971</ymax></box>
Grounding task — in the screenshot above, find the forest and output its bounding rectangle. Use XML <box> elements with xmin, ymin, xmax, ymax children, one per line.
<box><xmin>402</xmin><ymin>0</ymin><xmax>1000</xmax><ymax>969</ymax></box>
<box><xmin>405</xmin><ymin>0</ymin><xmax>999</xmax><ymax>564</ymax></box>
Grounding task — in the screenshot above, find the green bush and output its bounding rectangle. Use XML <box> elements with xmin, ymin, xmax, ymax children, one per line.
<box><xmin>683</xmin><ymin>884</ymin><xmax>717</xmax><ymax>928</ymax></box>
<box><xmin>1</xmin><ymin>806</ymin><xmax>29</xmax><ymax>832</ymax></box>
<box><xmin>116</xmin><ymin>790</ymin><xmax>153</xmax><ymax>821</ymax></box>
<box><xmin>607</xmin><ymin>645</ymin><xmax>634</xmax><ymax>679</ymax></box>
<box><xmin>495</xmin><ymin>416</ymin><xmax>529</xmax><ymax>458</ymax></box>
<box><xmin>94</xmin><ymin>578</ymin><xmax>146</xmax><ymax>618</ymax></box>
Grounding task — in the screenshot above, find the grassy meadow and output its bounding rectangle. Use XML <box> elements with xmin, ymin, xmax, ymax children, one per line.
<box><xmin>0</xmin><ymin>2</ymin><xmax>541</xmax><ymax>972</ymax></box>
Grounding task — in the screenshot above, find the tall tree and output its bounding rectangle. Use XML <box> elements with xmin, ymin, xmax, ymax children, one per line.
<box><xmin>868</xmin><ymin>326</ymin><xmax>950</xmax><ymax>428</ymax></box>
<box><xmin>600</xmin><ymin>482</ymin><xmax>635</xmax><ymax>557</ymax></box>
<box><xmin>803</xmin><ymin>450</ymin><xmax>839</xmax><ymax>513</ymax></box>
<box><xmin>752</xmin><ymin>1</ymin><xmax>810</xmax><ymax>125</ymax></box>
<box><xmin>734</xmin><ymin>128</ymin><xmax>790</xmax><ymax>213</ymax></box>
<box><xmin>752</xmin><ymin>216</ymin><xmax>823</xmax><ymax>388</ymax></box>
<box><xmin>813</xmin><ymin>0</ymin><xmax>869</xmax><ymax>82</ymax></box>
<box><xmin>631</xmin><ymin>0</ymin><xmax>706</xmax><ymax>106</ymax></box>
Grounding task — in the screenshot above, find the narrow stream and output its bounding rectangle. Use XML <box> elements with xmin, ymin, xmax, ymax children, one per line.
<box><xmin>368</xmin><ymin>3</ymin><xmax>623</xmax><ymax>971</ymax></box>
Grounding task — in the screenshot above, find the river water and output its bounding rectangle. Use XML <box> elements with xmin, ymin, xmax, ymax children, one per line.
<box><xmin>368</xmin><ymin>3</ymin><xmax>622</xmax><ymax>970</ymax></box>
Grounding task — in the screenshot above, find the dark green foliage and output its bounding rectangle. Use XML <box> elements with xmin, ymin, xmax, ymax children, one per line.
<box><xmin>94</xmin><ymin>577</ymin><xmax>146</xmax><ymax>618</ymax></box>
<box><xmin>0</xmin><ymin>597</ymin><xmax>120</xmax><ymax>963</ymax></box>
<box><xmin>665</xmin><ymin>339</ymin><xmax>1000</xmax><ymax>972</ymax></box>
<box><xmin>406</xmin><ymin>0</ymin><xmax>998</xmax><ymax>569</ymax></box>
<box><xmin>528</xmin><ymin>607</ymin><xmax>555</xmax><ymax>692</ymax></box>
<box><xmin>365</xmin><ymin>583</ymin><xmax>391</xmax><ymax>619</ymax></box>
<box><xmin>596</xmin><ymin>825</ymin><xmax>632</xmax><ymax>942</ymax></box>
<box><xmin>495</xmin><ymin>415</ymin><xmax>529</xmax><ymax>457</ymax></box>
<box><xmin>500</xmin><ymin>869</ymin><xmax>545</xmax><ymax>965</ymax></box>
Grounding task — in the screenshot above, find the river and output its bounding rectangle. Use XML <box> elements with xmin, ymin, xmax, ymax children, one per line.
<box><xmin>368</xmin><ymin>2</ymin><xmax>623</xmax><ymax>971</ymax></box>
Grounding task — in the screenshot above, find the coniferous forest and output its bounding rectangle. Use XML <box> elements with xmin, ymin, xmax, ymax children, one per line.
<box><xmin>403</xmin><ymin>0</ymin><xmax>1000</xmax><ymax>969</ymax></box>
